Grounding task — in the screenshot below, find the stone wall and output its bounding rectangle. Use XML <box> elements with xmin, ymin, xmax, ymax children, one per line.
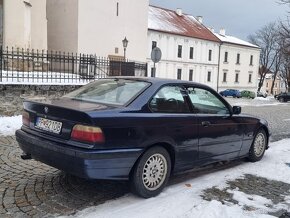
<box><xmin>0</xmin><ymin>85</ymin><xmax>82</xmax><ymax>116</ymax></box>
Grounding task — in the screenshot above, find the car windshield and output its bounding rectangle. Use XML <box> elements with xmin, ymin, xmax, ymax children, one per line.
<box><xmin>64</xmin><ymin>78</ymin><xmax>150</xmax><ymax>106</ymax></box>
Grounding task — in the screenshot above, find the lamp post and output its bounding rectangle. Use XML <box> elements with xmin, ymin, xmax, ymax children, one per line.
<box><xmin>122</xmin><ymin>37</ymin><xmax>128</xmax><ymax>60</ymax></box>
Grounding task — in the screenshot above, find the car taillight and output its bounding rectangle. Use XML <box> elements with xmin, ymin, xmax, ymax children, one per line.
<box><xmin>22</xmin><ymin>111</ymin><xmax>30</xmax><ymax>127</ymax></box>
<box><xmin>71</xmin><ymin>125</ymin><xmax>105</xmax><ymax>144</ymax></box>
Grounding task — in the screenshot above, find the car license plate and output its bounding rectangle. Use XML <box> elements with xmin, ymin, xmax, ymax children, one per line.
<box><xmin>35</xmin><ymin>117</ymin><xmax>62</xmax><ymax>134</ymax></box>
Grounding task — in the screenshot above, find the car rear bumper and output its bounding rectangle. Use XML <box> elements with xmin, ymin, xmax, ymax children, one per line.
<box><xmin>16</xmin><ymin>129</ymin><xmax>143</xmax><ymax>180</ymax></box>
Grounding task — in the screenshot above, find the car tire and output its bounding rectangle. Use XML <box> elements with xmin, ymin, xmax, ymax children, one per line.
<box><xmin>130</xmin><ymin>146</ymin><xmax>171</xmax><ymax>198</ymax></box>
<box><xmin>248</xmin><ymin>129</ymin><xmax>267</xmax><ymax>162</ymax></box>
<box><xmin>279</xmin><ymin>97</ymin><xmax>285</xmax><ymax>103</ymax></box>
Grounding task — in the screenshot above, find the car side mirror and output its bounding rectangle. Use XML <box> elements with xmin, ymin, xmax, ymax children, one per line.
<box><xmin>232</xmin><ymin>106</ymin><xmax>241</xmax><ymax>115</ymax></box>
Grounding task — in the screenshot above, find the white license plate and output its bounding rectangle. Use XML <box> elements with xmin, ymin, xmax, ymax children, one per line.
<box><xmin>35</xmin><ymin>117</ymin><xmax>62</xmax><ymax>134</ymax></box>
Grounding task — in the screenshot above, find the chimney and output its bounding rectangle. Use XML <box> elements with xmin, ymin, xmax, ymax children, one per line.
<box><xmin>176</xmin><ymin>8</ymin><xmax>182</xmax><ymax>16</ymax></box>
<box><xmin>209</xmin><ymin>27</ymin><xmax>215</xmax><ymax>33</ymax></box>
<box><xmin>196</xmin><ymin>16</ymin><xmax>203</xmax><ymax>23</ymax></box>
<box><xmin>219</xmin><ymin>28</ymin><xmax>226</xmax><ymax>36</ymax></box>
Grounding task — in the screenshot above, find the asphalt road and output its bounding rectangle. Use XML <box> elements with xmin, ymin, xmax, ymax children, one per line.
<box><xmin>226</xmin><ymin>98</ymin><xmax>290</xmax><ymax>141</ymax></box>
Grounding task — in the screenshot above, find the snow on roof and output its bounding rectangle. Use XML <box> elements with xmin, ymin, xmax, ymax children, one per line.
<box><xmin>214</xmin><ymin>33</ymin><xmax>259</xmax><ymax>48</ymax></box>
<box><xmin>148</xmin><ymin>5</ymin><xmax>220</xmax><ymax>42</ymax></box>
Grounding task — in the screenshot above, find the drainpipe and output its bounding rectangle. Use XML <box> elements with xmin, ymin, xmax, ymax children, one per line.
<box><xmin>217</xmin><ymin>42</ymin><xmax>222</xmax><ymax>92</ymax></box>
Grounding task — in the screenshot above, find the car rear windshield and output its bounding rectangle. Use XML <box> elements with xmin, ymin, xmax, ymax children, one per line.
<box><xmin>63</xmin><ymin>79</ymin><xmax>150</xmax><ymax>106</ymax></box>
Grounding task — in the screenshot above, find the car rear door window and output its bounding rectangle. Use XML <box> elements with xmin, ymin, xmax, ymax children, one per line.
<box><xmin>186</xmin><ymin>87</ymin><xmax>229</xmax><ymax>114</ymax></box>
<box><xmin>150</xmin><ymin>86</ymin><xmax>190</xmax><ymax>113</ymax></box>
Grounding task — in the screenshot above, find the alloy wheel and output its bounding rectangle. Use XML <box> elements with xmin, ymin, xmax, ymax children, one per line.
<box><xmin>253</xmin><ymin>132</ymin><xmax>266</xmax><ymax>157</ymax></box>
<box><xmin>142</xmin><ymin>153</ymin><xmax>168</xmax><ymax>191</ymax></box>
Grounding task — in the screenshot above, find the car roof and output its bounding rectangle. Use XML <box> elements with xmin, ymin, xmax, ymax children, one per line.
<box><xmin>104</xmin><ymin>76</ymin><xmax>209</xmax><ymax>87</ymax></box>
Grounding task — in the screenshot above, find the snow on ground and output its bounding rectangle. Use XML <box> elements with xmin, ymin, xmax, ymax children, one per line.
<box><xmin>226</xmin><ymin>96</ymin><xmax>285</xmax><ymax>107</ymax></box>
<box><xmin>0</xmin><ymin>70</ymin><xmax>94</xmax><ymax>85</ymax></box>
<box><xmin>0</xmin><ymin>116</ymin><xmax>22</xmax><ymax>136</ymax></box>
<box><xmin>67</xmin><ymin>139</ymin><xmax>290</xmax><ymax>218</ymax></box>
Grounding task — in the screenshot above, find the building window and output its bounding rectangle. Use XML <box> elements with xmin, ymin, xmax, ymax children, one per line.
<box><xmin>266</xmin><ymin>82</ymin><xmax>268</xmax><ymax>88</ymax></box>
<box><xmin>224</xmin><ymin>52</ymin><xmax>228</xmax><ymax>63</ymax></box>
<box><xmin>178</xmin><ymin>45</ymin><xmax>182</xmax><ymax>58</ymax></box>
<box><xmin>151</xmin><ymin>67</ymin><xmax>155</xmax><ymax>77</ymax></box>
<box><xmin>116</xmin><ymin>2</ymin><xmax>119</xmax><ymax>16</ymax></box>
<box><xmin>275</xmin><ymin>83</ymin><xmax>277</xmax><ymax>88</ymax></box>
<box><xmin>236</xmin><ymin>53</ymin><xmax>240</xmax><ymax>64</ymax></box>
<box><xmin>208</xmin><ymin>49</ymin><xmax>212</xmax><ymax>61</ymax></box>
<box><xmin>235</xmin><ymin>72</ymin><xmax>239</xmax><ymax>83</ymax></box>
<box><xmin>177</xmin><ymin>69</ymin><xmax>182</xmax><ymax>80</ymax></box>
<box><xmin>189</xmin><ymin>70</ymin><xmax>193</xmax><ymax>81</ymax></box>
<box><xmin>250</xmin><ymin>55</ymin><xmax>253</xmax><ymax>65</ymax></box>
<box><xmin>189</xmin><ymin>47</ymin><xmax>194</xmax><ymax>59</ymax></box>
<box><xmin>152</xmin><ymin>41</ymin><xmax>157</xmax><ymax>50</ymax></box>
<box><xmin>207</xmin><ymin>71</ymin><xmax>211</xmax><ymax>82</ymax></box>
<box><xmin>248</xmin><ymin>73</ymin><xmax>252</xmax><ymax>83</ymax></box>
<box><xmin>223</xmin><ymin>72</ymin><xmax>227</xmax><ymax>82</ymax></box>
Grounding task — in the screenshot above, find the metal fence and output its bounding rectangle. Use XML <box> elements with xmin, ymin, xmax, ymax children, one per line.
<box><xmin>0</xmin><ymin>46</ymin><xmax>147</xmax><ymax>84</ymax></box>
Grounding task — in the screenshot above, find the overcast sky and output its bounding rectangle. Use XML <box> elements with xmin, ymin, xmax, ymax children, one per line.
<box><xmin>149</xmin><ymin>0</ymin><xmax>289</xmax><ymax>41</ymax></box>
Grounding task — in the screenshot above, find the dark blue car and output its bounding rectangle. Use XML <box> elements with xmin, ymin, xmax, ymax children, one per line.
<box><xmin>16</xmin><ymin>77</ymin><xmax>269</xmax><ymax>198</ymax></box>
<box><xmin>219</xmin><ymin>89</ymin><xmax>241</xmax><ymax>98</ymax></box>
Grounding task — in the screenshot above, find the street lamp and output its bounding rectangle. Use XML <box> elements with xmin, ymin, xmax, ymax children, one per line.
<box><xmin>122</xmin><ymin>37</ymin><xmax>128</xmax><ymax>60</ymax></box>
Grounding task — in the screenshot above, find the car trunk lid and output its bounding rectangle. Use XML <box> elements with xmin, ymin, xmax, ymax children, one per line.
<box><xmin>23</xmin><ymin>97</ymin><xmax>115</xmax><ymax>140</ymax></box>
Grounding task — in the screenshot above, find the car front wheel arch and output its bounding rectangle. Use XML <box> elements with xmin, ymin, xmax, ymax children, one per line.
<box><xmin>248</xmin><ymin>128</ymin><xmax>268</xmax><ymax>161</ymax></box>
<box><xmin>254</xmin><ymin>126</ymin><xmax>269</xmax><ymax>145</ymax></box>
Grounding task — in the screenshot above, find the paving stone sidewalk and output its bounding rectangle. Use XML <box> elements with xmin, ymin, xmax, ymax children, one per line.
<box><xmin>0</xmin><ymin>136</ymin><xmax>128</xmax><ymax>218</ymax></box>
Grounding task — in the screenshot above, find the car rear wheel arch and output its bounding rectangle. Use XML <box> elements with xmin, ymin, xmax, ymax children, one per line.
<box><xmin>129</xmin><ymin>144</ymin><xmax>174</xmax><ymax>198</ymax></box>
<box><xmin>130</xmin><ymin>142</ymin><xmax>175</xmax><ymax>177</ymax></box>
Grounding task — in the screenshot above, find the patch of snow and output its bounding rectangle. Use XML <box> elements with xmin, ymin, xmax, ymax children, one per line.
<box><xmin>227</xmin><ymin>97</ymin><xmax>284</xmax><ymax>107</ymax></box>
<box><xmin>214</xmin><ymin>33</ymin><xmax>259</xmax><ymax>48</ymax></box>
<box><xmin>229</xmin><ymin>190</ymin><xmax>272</xmax><ymax>211</ymax></box>
<box><xmin>67</xmin><ymin>138</ymin><xmax>290</xmax><ymax>218</ymax></box>
<box><xmin>0</xmin><ymin>116</ymin><xmax>22</xmax><ymax>136</ymax></box>
<box><xmin>0</xmin><ymin>70</ymin><xmax>96</xmax><ymax>85</ymax></box>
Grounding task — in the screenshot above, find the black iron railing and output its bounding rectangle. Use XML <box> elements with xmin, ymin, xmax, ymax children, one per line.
<box><xmin>0</xmin><ymin>47</ymin><xmax>147</xmax><ymax>84</ymax></box>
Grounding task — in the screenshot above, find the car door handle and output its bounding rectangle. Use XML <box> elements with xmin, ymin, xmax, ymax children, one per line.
<box><xmin>201</xmin><ymin>121</ymin><xmax>211</xmax><ymax>127</ymax></box>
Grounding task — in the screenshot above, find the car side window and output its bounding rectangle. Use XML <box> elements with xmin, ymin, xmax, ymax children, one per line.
<box><xmin>187</xmin><ymin>87</ymin><xmax>230</xmax><ymax>114</ymax></box>
<box><xmin>150</xmin><ymin>86</ymin><xmax>190</xmax><ymax>113</ymax></box>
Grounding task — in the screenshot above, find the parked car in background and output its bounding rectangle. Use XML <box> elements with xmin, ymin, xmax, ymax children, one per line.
<box><xmin>276</xmin><ymin>92</ymin><xmax>290</xmax><ymax>102</ymax></box>
<box><xmin>241</xmin><ymin>90</ymin><xmax>256</xmax><ymax>99</ymax></box>
<box><xmin>219</xmin><ymin>89</ymin><xmax>241</xmax><ymax>98</ymax></box>
<box><xmin>16</xmin><ymin>77</ymin><xmax>269</xmax><ymax>198</ymax></box>
<box><xmin>257</xmin><ymin>91</ymin><xmax>267</xmax><ymax>98</ymax></box>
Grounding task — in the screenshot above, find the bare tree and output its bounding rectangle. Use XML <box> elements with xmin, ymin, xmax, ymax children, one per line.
<box><xmin>270</xmin><ymin>50</ymin><xmax>282</xmax><ymax>94</ymax></box>
<box><xmin>280</xmin><ymin>20</ymin><xmax>290</xmax><ymax>55</ymax></box>
<box><xmin>278</xmin><ymin>18</ymin><xmax>290</xmax><ymax>91</ymax></box>
<box><xmin>248</xmin><ymin>23</ymin><xmax>280</xmax><ymax>92</ymax></box>
<box><xmin>279</xmin><ymin>46</ymin><xmax>290</xmax><ymax>92</ymax></box>
<box><xmin>279</xmin><ymin>0</ymin><xmax>290</xmax><ymax>4</ymax></box>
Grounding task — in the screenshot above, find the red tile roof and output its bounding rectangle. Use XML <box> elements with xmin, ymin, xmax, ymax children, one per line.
<box><xmin>148</xmin><ymin>5</ymin><xmax>220</xmax><ymax>43</ymax></box>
